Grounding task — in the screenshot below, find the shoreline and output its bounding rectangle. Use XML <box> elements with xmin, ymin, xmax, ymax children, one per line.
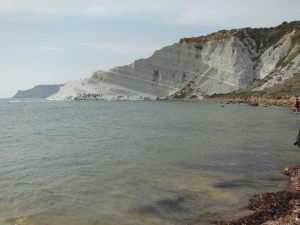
<box><xmin>206</xmin><ymin>96</ymin><xmax>296</xmax><ymax>108</ymax></box>
<box><xmin>213</xmin><ymin>166</ymin><xmax>300</xmax><ymax>225</ymax></box>
<box><xmin>210</xmin><ymin>100</ymin><xmax>300</xmax><ymax>224</ymax></box>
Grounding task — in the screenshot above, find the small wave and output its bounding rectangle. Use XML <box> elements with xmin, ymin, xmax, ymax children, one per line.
<box><xmin>8</xmin><ymin>100</ymin><xmax>55</xmax><ymax>103</ymax></box>
<box><xmin>8</xmin><ymin>100</ymin><xmax>25</xmax><ymax>103</ymax></box>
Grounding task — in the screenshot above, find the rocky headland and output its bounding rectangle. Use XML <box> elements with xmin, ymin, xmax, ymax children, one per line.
<box><xmin>13</xmin><ymin>84</ymin><xmax>63</xmax><ymax>99</ymax></box>
<box><xmin>48</xmin><ymin>21</ymin><xmax>300</xmax><ymax>101</ymax></box>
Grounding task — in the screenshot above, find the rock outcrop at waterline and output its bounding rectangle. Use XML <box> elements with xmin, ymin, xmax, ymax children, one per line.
<box><xmin>49</xmin><ymin>21</ymin><xmax>300</xmax><ymax>101</ymax></box>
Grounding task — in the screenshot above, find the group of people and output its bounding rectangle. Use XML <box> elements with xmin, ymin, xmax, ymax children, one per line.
<box><xmin>74</xmin><ymin>93</ymin><xmax>103</xmax><ymax>100</ymax></box>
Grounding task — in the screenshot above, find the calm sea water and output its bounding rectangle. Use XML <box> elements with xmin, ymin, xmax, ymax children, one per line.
<box><xmin>0</xmin><ymin>99</ymin><xmax>300</xmax><ymax>225</ymax></box>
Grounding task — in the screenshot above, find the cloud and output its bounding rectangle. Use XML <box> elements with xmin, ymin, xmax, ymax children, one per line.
<box><xmin>173</xmin><ymin>0</ymin><xmax>300</xmax><ymax>27</ymax></box>
<box><xmin>0</xmin><ymin>0</ymin><xmax>169</xmax><ymax>17</ymax></box>
<box><xmin>0</xmin><ymin>0</ymin><xmax>298</xmax><ymax>28</ymax></box>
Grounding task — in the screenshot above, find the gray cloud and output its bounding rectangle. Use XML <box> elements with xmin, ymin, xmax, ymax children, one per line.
<box><xmin>0</xmin><ymin>0</ymin><xmax>299</xmax><ymax>27</ymax></box>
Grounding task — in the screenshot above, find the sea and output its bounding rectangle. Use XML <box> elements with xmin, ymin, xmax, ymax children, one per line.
<box><xmin>0</xmin><ymin>99</ymin><xmax>300</xmax><ymax>225</ymax></box>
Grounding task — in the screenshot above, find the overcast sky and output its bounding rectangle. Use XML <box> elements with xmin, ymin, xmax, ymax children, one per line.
<box><xmin>0</xmin><ymin>0</ymin><xmax>299</xmax><ymax>97</ymax></box>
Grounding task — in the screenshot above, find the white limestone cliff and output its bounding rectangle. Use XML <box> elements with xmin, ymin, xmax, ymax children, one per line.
<box><xmin>48</xmin><ymin>22</ymin><xmax>300</xmax><ymax>101</ymax></box>
<box><xmin>256</xmin><ymin>32</ymin><xmax>293</xmax><ymax>80</ymax></box>
<box><xmin>254</xmin><ymin>35</ymin><xmax>300</xmax><ymax>91</ymax></box>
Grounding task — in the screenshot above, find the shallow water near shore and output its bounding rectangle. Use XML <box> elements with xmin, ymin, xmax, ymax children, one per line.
<box><xmin>0</xmin><ymin>99</ymin><xmax>300</xmax><ymax>225</ymax></box>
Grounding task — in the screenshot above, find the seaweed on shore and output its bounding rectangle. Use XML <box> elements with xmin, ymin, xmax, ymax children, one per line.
<box><xmin>214</xmin><ymin>166</ymin><xmax>300</xmax><ymax>225</ymax></box>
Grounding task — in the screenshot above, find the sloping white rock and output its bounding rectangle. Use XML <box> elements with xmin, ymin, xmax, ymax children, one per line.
<box><xmin>50</xmin><ymin>36</ymin><xmax>259</xmax><ymax>100</ymax></box>
<box><xmin>49</xmin><ymin>29</ymin><xmax>300</xmax><ymax>100</ymax></box>
<box><xmin>48</xmin><ymin>78</ymin><xmax>157</xmax><ymax>101</ymax></box>
<box><xmin>254</xmin><ymin>47</ymin><xmax>300</xmax><ymax>91</ymax></box>
<box><xmin>256</xmin><ymin>32</ymin><xmax>293</xmax><ymax>80</ymax></box>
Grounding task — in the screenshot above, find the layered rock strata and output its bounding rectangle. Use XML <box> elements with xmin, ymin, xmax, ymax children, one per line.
<box><xmin>49</xmin><ymin>21</ymin><xmax>300</xmax><ymax>101</ymax></box>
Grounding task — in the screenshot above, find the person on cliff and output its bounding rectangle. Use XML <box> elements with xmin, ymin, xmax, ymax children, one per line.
<box><xmin>294</xmin><ymin>130</ymin><xmax>300</xmax><ymax>148</ymax></box>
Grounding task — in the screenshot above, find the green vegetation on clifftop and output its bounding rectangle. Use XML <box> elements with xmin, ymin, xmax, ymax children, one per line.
<box><xmin>180</xmin><ymin>21</ymin><xmax>300</xmax><ymax>54</ymax></box>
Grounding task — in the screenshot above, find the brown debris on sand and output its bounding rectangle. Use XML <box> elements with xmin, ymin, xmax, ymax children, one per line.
<box><xmin>214</xmin><ymin>166</ymin><xmax>300</xmax><ymax>225</ymax></box>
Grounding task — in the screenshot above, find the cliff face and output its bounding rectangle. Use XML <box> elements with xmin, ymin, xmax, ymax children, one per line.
<box><xmin>49</xmin><ymin>21</ymin><xmax>300</xmax><ymax>100</ymax></box>
<box><xmin>13</xmin><ymin>84</ymin><xmax>63</xmax><ymax>99</ymax></box>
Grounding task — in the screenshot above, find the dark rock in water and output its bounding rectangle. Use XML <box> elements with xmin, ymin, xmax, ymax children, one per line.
<box><xmin>136</xmin><ymin>196</ymin><xmax>191</xmax><ymax>218</ymax></box>
<box><xmin>248</xmin><ymin>103</ymin><xmax>259</xmax><ymax>106</ymax></box>
<box><xmin>134</xmin><ymin>193</ymin><xmax>202</xmax><ymax>220</ymax></box>
<box><xmin>214</xmin><ymin>180</ymin><xmax>253</xmax><ymax>189</ymax></box>
<box><xmin>13</xmin><ymin>84</ymin><xmax>63</xmax><ymax>98</ymax></box>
